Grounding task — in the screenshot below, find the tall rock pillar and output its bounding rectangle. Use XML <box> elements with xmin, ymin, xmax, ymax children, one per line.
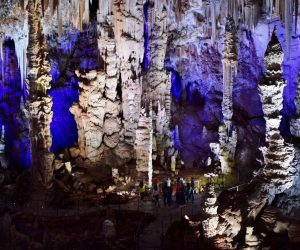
<box><xmin>26</xmin><ymin>0</ymin><xmax>54</xmax><ymax>186</ymax></box>
<box><xmin>258</xmin><ymin>27</ymin><xmax>294</xmax><ymax>193</ymax></box>
<box><xmin>218</xmin><ymin>16</ymin><xmax>238</xmax><ymax>174</ymax></box>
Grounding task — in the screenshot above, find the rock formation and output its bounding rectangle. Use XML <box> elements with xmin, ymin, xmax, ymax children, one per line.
<box><xmin>214</xmin><ymin>28</ymin><xmax>295</xmax><ymax>246</ymax></box>
<box><xmin>290</xmin><ymin>72</ymin><xmax>300</xmax><ymax>138</ymax></box>
<box><xmin>258</xmin><ymin>27</ymin><xmax>295</xmax><ymax>194</ymax></box>
<box><xmin>25</xmin><ymin>0</ymin><xmax>54</xmax><ymax>186</ymax></box>
<box><xmin>217</xmin><ymin>16</ymin><xmax>238</xmax><ymax>174</ymax></box>
<box><xmin>142</xmin><ymin>1</ymin><xmax>172</xmax><ymax>167</ymax></box>
<box><xmin>135</xmin><ymin>107</ymin><xmax>153</xmax><ymax>182</ymax></box>
<box><xmin>202</xmin><ymin>183</ymin><xmax>219</xmax><ymax>238</ymax></box>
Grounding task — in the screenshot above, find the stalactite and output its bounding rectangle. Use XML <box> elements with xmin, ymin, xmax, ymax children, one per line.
<box><xmin>57</xmin><ymin>0</ymin><xmax>62</xmax><ymax>36</ymax></box>
<box><xmin>244</xmin><ymin>0</ymin><xmax>259</xmax><ymax>30</ymax></box>
<box><xmin>211</xmin><ymin>0</ymin><xmax>217</xmax><ymax>44</ymax></box>
<box><xmin>83</xmin><ymin>0</ymin><xmax>90</xmax><ymax>24</ymax></box>
<box><xmin>285</xmin><ymin>0</ymin><xmax>293</xmax><ymax>59</ymax></box>
<box><xmin>44</xmin><ymin>0</ymin><xmax>49</xmax><ymax>10</ymax></box>
<box><xmin>14</xmin><ymin>35</ymin><xmax>28</xmax><ymax>88</ymax></box>
<box><xmin>98</xmin><ymin>0</ymin><xmax>112</xmax><ymax>23</ymax></box>
<box><xmin>222</xmin><ymin>16</ymin><xmax>238</xmax><ymax>129</ymax></box>
<box><xmin>0</xmin><ymin>37</ymin><xmax>3</xmax><ymax>61</ymax></box>
<box><xmin>228</xmin><ymin>0</ymin><xmax>239</xmax><ymax>25</ymax></box>
<box><xmin>125</xmin><ymin>0</ymin><xmax>137</xmax><ymax>15</ymax></box>
<box><xmin>295</xmin><ymin>0</ymin><xmax>299</xmax><ymax>33</ymax></box>
<box><xmin>79</xmin><ymin>0</ymin><xmax>84</xmax><ymax>31</ymax></box>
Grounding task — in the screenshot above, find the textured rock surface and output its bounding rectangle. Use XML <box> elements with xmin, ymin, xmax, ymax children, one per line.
<box><xmin>290</xmin><ymin>72</ymin><xmax>300</xmax><ymax>138</ymax></box>
<box><xmin>202</xmin><ymin>183</ymin><xmax>219</xmax><ymax>238</ymax></box>
<box><xmin>215</xmin><ymin>28</ymin><xmax>295</xmax><ymax>242</ymax></box>
<box><xmin>258</xmin><ymin>28</ymin><xmax>295</xmax><ymax>194</ymax></box>
<box><xmin>25</xmin><ymin>0</ymin><xmax>54</xmax><ymax>186</ymax></box>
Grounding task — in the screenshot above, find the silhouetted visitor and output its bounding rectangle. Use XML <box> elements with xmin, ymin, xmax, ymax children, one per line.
<box><xmin>152</xmin><ymin>184</ymin><xmax>160</xmax><ymax>207</ymax></box>
<box><xmin>186</xmin><ymin>182</ymin><xmax>191</xmax><ymax>202</ymax></box>
<box><xmin>179</xmin><ymin>180</ymin><xmax>186</xmax><ymax>205</ymax></box>
<box><xmin>175</xmin><ymin>181</ymin><xmax>181</xmax><ymax>205</ymax></box>
<box><xmin>139</xmin><ymin>181</ymin><xmax>146</xmax><ymax>201</ymax></box>
<box><xmin>162</xmin><ymin>180</ymin><xmax>169</xmax><ymax>207</ymax></box>
<box><xmin>190</xmin><ymin>177</ymin><xmax>195</xmax><ymax>202</ymax></box>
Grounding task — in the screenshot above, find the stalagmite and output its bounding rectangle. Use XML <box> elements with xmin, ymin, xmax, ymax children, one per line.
<box><xmin>148</xmin><ymin>102</ymin><xmax>153</xmax><ymax>188</ymax></box>
<box><xmin>135</xmin><ymin>107</ymin><xmax>153</xmax><ymax>179</ymax></box>
<box><xmin>214</xmin><ymin>29</ymin><xmax>295</xmax><ymax>245</ymax></box>
<box><xmin>202</xmin><ymin>183</ymin><xmax>219</xmax><ymax>238</ymax></box>
<box><xmin>258</xmin><ymin>26</ymin><xmax>295</xmax><ymax>200</ymax></box>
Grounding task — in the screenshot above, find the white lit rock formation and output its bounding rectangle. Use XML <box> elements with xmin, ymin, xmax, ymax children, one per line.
<box><xmin>135</xmin><ymin>106</ymin><xmax>153</xmax><ymax>184</ymax></box>
<box><xmin>258</xmin><ymin>27</ymin><xmax>295</xmax><ymax>194</ymax></box>
<box><xmin>202</xmin><ymin>183</ymin><xmax>219</xmax><ymax>238</ymax></box>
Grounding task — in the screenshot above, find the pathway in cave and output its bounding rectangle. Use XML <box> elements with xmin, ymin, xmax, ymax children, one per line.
<box><xmin>1</xmin><ymin>193</ymin><xmax>203</xmax><ymax>249</ymax></box>
<box><xmin>135</xmin><ymin>195</ymin><xmax>203</xmax><ymax>249</ymax></box>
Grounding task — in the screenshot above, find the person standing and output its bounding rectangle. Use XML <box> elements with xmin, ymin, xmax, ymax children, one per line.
<box><xmin>152</xmin><ymin>184</ymin><xmax>160</xmax><ymax>207</ymax></box>
<box><xmin>139</xmin><ymin>180</ymin><xmax>146</xmax><ymax>201</ymax></box>
<box><xmin>186</xmin><ymin>182</ymin><xmax>191</xmax><ymax>203</ymax></box>
<box><xmin>190</xmin><ymin>177</ymin><xmax>195</xmax><ymax>203</ymax></box>
<box><xmin>162</xmin><ymin>180</ymin><xmax>168</xmax><ymax>206</ymax></box>
<box><xmin>180</xmin><ymin>179</ymin><xmax>186</xmax><ymax>205</ymax></box>
<box><xmin>175</xmin><ymin>180</ymin><xmax>181</xmax><ymax>206</ymax></box>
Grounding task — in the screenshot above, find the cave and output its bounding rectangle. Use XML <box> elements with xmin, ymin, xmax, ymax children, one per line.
<box><xmin>0</xmin><ymin>0</ymin><xmax>299</xmax><ymax>249</ymax></box>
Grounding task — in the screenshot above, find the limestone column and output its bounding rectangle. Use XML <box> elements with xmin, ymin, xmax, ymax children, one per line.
<box><xmin>217</xmin><ymin>16</ymin><xmax>238</xmax><ymax>174</ymax></box>
<box><xmin>25</xmin><ymin>0</ymin><xmax>54</xmax><ymax>186</ymax></box>
<box><xmin>258</xmin><ymin>27</ymin><xmax>294</xmax><ymax>193</ymax></box>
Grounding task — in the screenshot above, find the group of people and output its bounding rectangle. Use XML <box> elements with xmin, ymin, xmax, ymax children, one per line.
<box><xmin>138</xmin><ymin>176</ymin><xmax>195</xmax><ymax>208</ymax></box>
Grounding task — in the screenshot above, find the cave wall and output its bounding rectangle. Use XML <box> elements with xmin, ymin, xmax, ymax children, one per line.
<box><xmin>0</xmin><ymin>1</ymin><xmax>299</xmax><ymax>185</ymax></box>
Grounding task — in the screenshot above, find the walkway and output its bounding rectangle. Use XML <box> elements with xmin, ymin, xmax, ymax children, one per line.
<box><xmin>1</xmin><ymin>194</ymin><xmax>203</xmax><ymax>249</ymax></box>
<box><xmin>134</xmin><ymin>196</ymin><xmax>202</xmax><ymax>250</ymax></box>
